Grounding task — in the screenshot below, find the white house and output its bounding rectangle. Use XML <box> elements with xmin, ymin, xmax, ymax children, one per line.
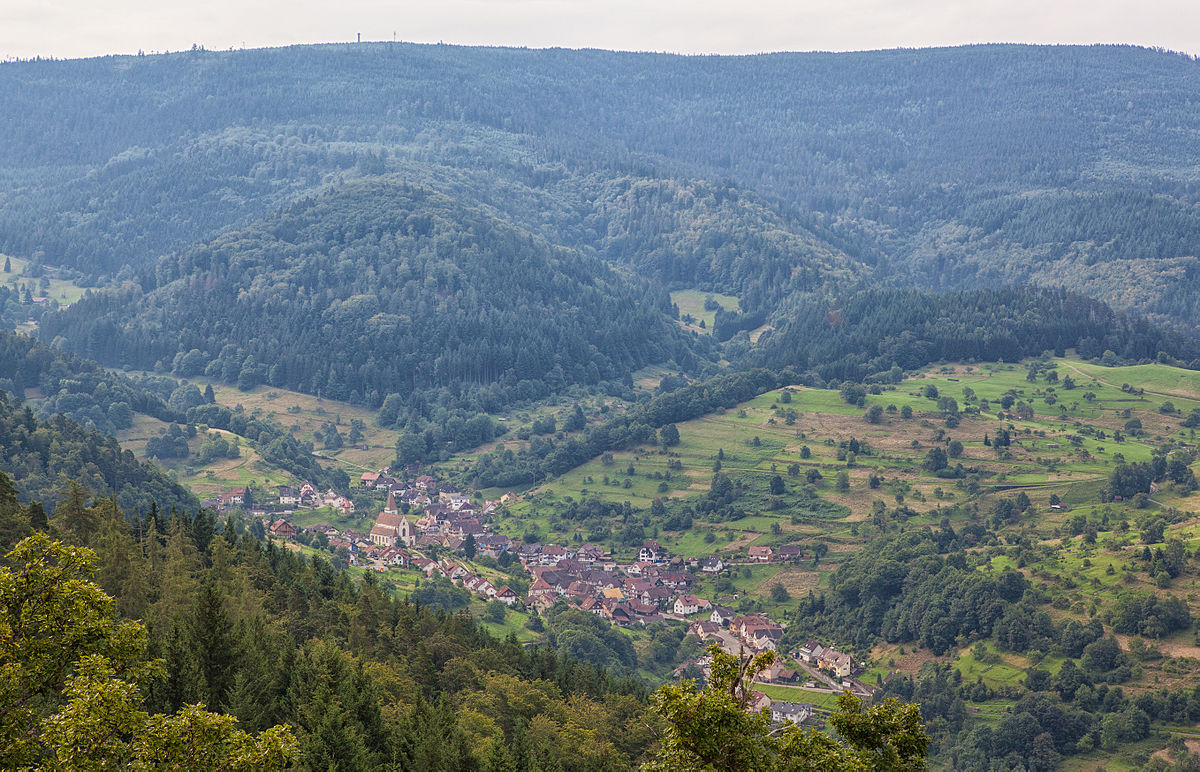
<box><xmin>639</xmin><ymin>540</ymin><xmax>666</xmax><ymax>564</ymax></box>
<box><xmin>771</xmin><ymin>702</ymin><xmax>813</xmax><ymax>725</ymax></box>
<box><xmin>673</xmin><ymin>594</ymin><xmax>711</xmax><ymax>616</ymax></box>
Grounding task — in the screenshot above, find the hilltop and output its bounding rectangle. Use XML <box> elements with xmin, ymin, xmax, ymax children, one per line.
<box><xmin>1</xmin><ymin>43</ymin><xmax>1200</xmax><ymax>332</ymax></box>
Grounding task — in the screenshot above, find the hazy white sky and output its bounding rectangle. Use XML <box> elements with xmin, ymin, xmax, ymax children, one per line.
<box><xmin>2</xmin><ymin>0</ymin><xmax>1198</xmax><ymax>60</ymax></box>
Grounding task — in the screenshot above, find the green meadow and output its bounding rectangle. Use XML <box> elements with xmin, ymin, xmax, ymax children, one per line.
<box><xmin>670</xmin><ymin>289</ymin><xmax>741</xmax><ymax>334</ymax></box>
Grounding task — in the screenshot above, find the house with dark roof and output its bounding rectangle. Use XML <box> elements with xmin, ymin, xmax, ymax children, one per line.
<box><xmin>771</xmin><ymin>702</ymin><xmax>813</xmax><ymax>725</ymax></box>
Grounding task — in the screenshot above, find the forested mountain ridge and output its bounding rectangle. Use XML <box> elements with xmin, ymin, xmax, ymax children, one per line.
<box><xmin>3</xmin><ymin>43</ymin><xmax>1200</xmax><ymax>328</ymax></box>
<box><xmin>41</xmin><ymin>177</ymin><xmax>711</xmax><ymax>422</ymax></box>
<box><xmin>749</xmin><ymin>286</ymin><xmax>1200</xmax><ymax>382</ymax></box>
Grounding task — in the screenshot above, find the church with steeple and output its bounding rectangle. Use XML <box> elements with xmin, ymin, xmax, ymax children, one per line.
<box><xmin>368</xmin><ymin>491</ymin><xmax>415</xmax><ymax>547</ymax></box>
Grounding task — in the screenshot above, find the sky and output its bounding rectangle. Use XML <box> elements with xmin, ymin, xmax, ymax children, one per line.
<box><xmin>2</xmin><ymin>0</ymin><xmax>1198</xmax><ymax>61</ymax></box>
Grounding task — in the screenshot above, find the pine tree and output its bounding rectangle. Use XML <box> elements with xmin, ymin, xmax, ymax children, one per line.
<box><xmin>0</xmin><ymin>471</ymin><xmax>32</xmax><ymax>552</ymax></box>
<box><xmin>92</xmin><ymin>496</ymin><xmax>151</xmax><ymax>619</ymax></box>
<box><xmin>52</xmin><ymin>480</ymin><xmax>96</xmax><ymax>546</ymax></box>
<box><xmin>26</xmin><ymin>501</ymin><xmax>47</xmax><ymax>530</ymax></box>
<box><xmin>190</xmin><ymin>582</ymin><xmax>240</xmax><ymax>710</ymax></box>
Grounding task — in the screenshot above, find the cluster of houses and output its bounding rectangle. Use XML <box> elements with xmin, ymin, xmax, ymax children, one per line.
<box><xmin>206</xmin><ymin>482</ymin><xmax>357</xmax><ymax>517</ymax></box>
<box><xmin>525</xmin><ymin>540</ymin><xmax>679</xmax><ymax>623</ymax></box>
<box><xmin>795</xmin><ymin>639</ymin><xmax>855</xmax><ymax>679</ymax></box>
<box><xmin>263</xmin><ymin>471</ymin><xmax>525</xmax><ymax>607</ymax></box>
<box><xmin>202</xmin><ymin>486</ymin><xmax>252</xmax><ymax>512</ymax></box>
<box><xmin>409</xmin><ymin>557</ymin><xmax>522</xmax><ymax>607</ymax></box>
<box><xmin>746</xmin><ymin>544</ymin><xmax>810</xmax><ymax>563</ymax></box>
<box><xmin>521</xmin><ymin>540</ymin><xmax>740</xmax><ymax>629</ymax></box>
<box><xmin>688</xmin><ymin>610</ymin><xmax>785</xmax><ymax>654</ymax></box>
<box><xmin>276</xmin><ymin>482</ymin><xmax>356</xmax><ymax>516</ymax></box>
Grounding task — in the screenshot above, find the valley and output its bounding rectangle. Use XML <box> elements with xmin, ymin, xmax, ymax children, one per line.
<box><xmin>3</xmin><ymin>41</ymin><xmax>1200</xmax><ymax>770</ymax></box>
<box><xmin>117</xmin><ymin>350</ymin><xmax>1200</xmax><ymax>769</ymax></box>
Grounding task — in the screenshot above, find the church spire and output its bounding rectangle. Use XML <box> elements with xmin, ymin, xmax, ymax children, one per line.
<box><xmin>385</xmin><ymin>490</ymin><xmax>397</xmax><ymax>513</ymax></box>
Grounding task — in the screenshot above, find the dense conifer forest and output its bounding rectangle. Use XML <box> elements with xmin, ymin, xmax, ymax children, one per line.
<box><xmin>0</xmin><ymin>392</ymin><xmax>194</xmax><ymax>515</ymax></box>
<box><xmin>3</xmin><ymin>43</ymin><xmax>1200</xmax><ymax>329</ymax></box>
<box><xmin>0</xmin><ymin>483</ymin><xmax>662</xmax><ymax>769</ymax></box>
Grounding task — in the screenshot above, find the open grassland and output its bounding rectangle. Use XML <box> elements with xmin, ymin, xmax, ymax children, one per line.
<box><xmin>508</xmin><ymin>357</ymin><xmax>1200</xmax><ymax>573</ymax></box>
<box><xmin>953</xmin><ymin>642</ymin><xmax>1034</xmax><ymax>689</ymax></box>
<box><xmin>203</xmin><ymin>382</ymin><xmax>398</xmax><ymax>474</ymax></box>
<box><xmin>118</xmin><ymin>413</ymin><xmax>293</xmax><ymax>498</ymax></box>
<box><xmin>116</xmin><ymin>373</ymin><xmax>401</xmax><ymax>490</ymax></box>
<box><xmin>477</xmin><ymin>606</ymin><xmax>541</xmax><ymax>643</ymax></box>
<box><xmin>470</xmin><ymin>357</ymin><xmax>1200</xmax><ymax>725</ymax></box>
<box><xmin>670</xmin><ymin>289</ymin><xmax>740</xmax><ymax>335</ymax></box>
<box><xmin>2</xmin><ymin>254</ymin><xmax>91</xmax><ymax>307</ymax></box>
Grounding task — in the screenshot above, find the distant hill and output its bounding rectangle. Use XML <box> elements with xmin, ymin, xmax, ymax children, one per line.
<box><xmin>41</xmin><ymin>178</ymin><xmax>709</xmax><ymax>432</ymax></box>
<box><xmin>3</xmin><ymin>43</ymin><xmax>1200</xmax><ymax>330</ymax></box>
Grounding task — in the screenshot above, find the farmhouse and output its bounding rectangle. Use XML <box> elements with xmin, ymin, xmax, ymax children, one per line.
<box><xmin>277</xmin><ymin>486</ymin><xmax>301</xmax><ymax>506</ymax></box>
<box><xmin>747</xmin><ymin>545</ymin><xmax>774</xmax><ymax>562</ymax></box>
<box><xmin>269</xmin><ymin>519</ymin><xmax>297</xmax><ymax>539</ymax></box>
<box><xmin>220</xmin><ymin>487</ymin><xmax>249</xmax><ymax>508</ymax></box>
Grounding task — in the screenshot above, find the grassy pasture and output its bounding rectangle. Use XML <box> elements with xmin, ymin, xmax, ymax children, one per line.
<box><xmin>465</xmin><ymin>356</ymin><xmax>1200</xmax><ymax>721</ymax></box>
<box><xmin>1</xmin><ymin>254</ymin><xmax>90</xmax><ymax>307</ymax></box>
<box><xmin>670</xmin><ymin>289</ymin><xmax>740</xmax><ymax>334</ymax></box>
<box><xmin>511</xmin><ymin>357</ymin><xmax>1200</xmax><ymax>571</ymax></box>
<box><xmin>117</xmin><ymin>414</ymin><xmax>294</xmax><ymax>498</ymax></box>
<box><xmin>203</xmin><ymin>381</ymin><xmax>398</xmax><ymax>474</ymax></box>
<box><xmin>752</xmin><ymin>683</ymin><xmax>844</xmax><ymax>711</ymax></box>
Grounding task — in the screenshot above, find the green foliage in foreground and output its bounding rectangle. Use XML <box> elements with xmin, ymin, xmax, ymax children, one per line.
<box><xmin>0</xmin><ymin>533</ymin><xmax>295</xmax><ymax>769</ymax></box>
<box><xmin>0</xmin><ymin>468</ymin><xmax>663</xmax><ymax>769</ymax></box>
<box><xmin>647</xmin><ymin>644</ymin><xmax>928</xmax><ymax>771</ymax></box>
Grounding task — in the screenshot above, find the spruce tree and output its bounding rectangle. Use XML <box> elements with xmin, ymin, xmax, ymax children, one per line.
<box><xmin>190</xmin><ymin>582</ymin><xmax>239</xmax><ymax>710</ymax></box>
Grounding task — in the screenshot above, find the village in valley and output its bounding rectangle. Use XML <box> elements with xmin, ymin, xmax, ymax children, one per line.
<box><xmin>166</xmin><ymin>352</ymin><xmax>1200</xmax><ymax>740</ymax></box>
<box><xmin>219</xmin><ymin>465</ymin><xmax>871</xmax><ymax>724</ymax></box>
